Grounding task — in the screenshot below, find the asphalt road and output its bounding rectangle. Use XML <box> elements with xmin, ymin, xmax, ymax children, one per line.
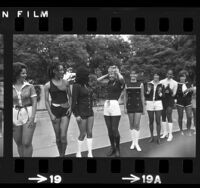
<box><xmin>12</xmin><ymin>106</ymin><xmax>196</xmax><ymax>158</ymax></box>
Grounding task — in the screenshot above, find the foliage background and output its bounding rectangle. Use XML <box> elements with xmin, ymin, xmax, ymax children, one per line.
<box><xmin>13</xmin><ymin>35</ymin><xmax>196</xmax><ymax>100</ymax></box>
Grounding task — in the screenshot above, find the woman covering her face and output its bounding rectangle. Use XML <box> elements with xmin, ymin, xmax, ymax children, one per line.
<box><xmin>97</xmin><ymin>66</ymin><xmax>125</xmax><ymax>157</ymax></box>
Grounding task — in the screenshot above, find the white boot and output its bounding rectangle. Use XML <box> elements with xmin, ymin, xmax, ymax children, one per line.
<box><xmin>76</xmin><ymin>140</ymin><xmax>84</xmax><ymax>158</ymax></box>
<box><xmin>167</xmin><ymin>123</ymin><xmax>173</xmax><ymax>142</ymax></box>
<box><xmin>134</xmin><ymin>130</ymin><xmax>142</xmax><ymax>152</ymax></box>
<box><xmin>87</xmin><ymin>138</ymin><xmax>93</xmax><ymax>158</ymax></box>
<box><xmin>130</xmin><ymin>130</ymin><xmax>135</xmax><ymax>150</ymax></box>
<box><xmin>161</xmin><ymin>122</ymin><xmax>168</xmax><ymax>138</ymax></box>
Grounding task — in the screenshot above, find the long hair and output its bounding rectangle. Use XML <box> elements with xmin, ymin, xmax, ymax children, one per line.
<box><xmin>48</xmin><ymin>61</ymin><xmax>64</xmax><ymax>80</ymax></box>
<box><xmin>75</xmin><ymin>66</ymin><xmax>89</xmax><ymax>86</ymax></box>
<box><xmin>13</xmin><ymin>62</ymin><xmax>27</xmax><ymax>84</ymax></box>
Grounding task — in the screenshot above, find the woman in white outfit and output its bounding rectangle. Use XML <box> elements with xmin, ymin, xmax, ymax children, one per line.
<box><xmin>13</xmin><ymin>62</ymin><xmax>37</xmax><ymax>157</ymax></box>
<box><xmin>144</xmin><ymin>73</ymin><xmax>164</xmax><ymax>144</ymax></box>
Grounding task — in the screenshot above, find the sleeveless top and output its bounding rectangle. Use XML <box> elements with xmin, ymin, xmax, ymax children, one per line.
<box><xmin>126</xmin><ymin>81</ymin><xmax>142</xmax><ymax>105</ymax></box>
<box><xmin>49</xmin><ymin>80</ymin><xmax>68</xmax><ymax>104</ymax></box>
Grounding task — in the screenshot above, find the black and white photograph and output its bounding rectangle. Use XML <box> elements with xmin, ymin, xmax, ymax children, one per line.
<box><xmin>13</xmin><ymin>34</ymin><xmax>196</xmax><ymax>158</ymax></box>
<box><xmin>0</xmin><ymin>34</ymin><xmax>4</xmax><ymax>157</ymax></box>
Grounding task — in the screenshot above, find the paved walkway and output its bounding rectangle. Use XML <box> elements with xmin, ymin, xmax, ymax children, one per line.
<box><xmin>13</xmin><ymin>105</ymin><xmax>196</xmax><ymax>157</ymax></box>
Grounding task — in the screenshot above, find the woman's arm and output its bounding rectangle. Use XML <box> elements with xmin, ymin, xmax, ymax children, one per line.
<box><xmin>115</xmin><ymin>68</ymin><xmax>125</xmax><ymax>85</ymax></box>
<box><xmin>71</xmin><ymin>84</ymin><xmax>80</xmax><ymax>117</ymax></box>
<box><xmin>123</xmin><ymin>86</ymin><xmax>127</xmax><ymax>113</ymax></box>
<box><xmin>65</xmin><ymin>80</ymin><xmax>72</xmax><ymax>116</ymax></box>
<box><xmin>97</xmin><ymin>74</ymin><xmax>109</xmax><ymax>82</ymax></box>
<box><xmin>65</xmin><ymin>80</ymin><xmax>72</xmax><ymax>106</ymax></box>
<box><xmin>27</xmin><ymin>85</ymin><xmax>37</xmax><ymax>127</ymax></box>
<box><xmin>141</xmin><ymin>83</ymin><xmax>146</xmax><ymax>114</ymax></box>
<box><xmin>172</xmin><ymin>81</ymin><xmax>178</xmax><ymax>97</ymax></box>
<box><xmin>30</xmin><ymin>85</ymin><xmax>37</xmax><ymax>119</ymax></box>
<box><xmin>44</xmin><ymin>82</ymin><xmax>55</xmax><ymax>120</ymax></box>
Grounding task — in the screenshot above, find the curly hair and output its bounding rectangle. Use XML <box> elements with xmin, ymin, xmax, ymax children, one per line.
<box><xmin>48</xmin><ymin>61</ymin><xmax>64</xmax><ymax>80</ymax></box>
<box><xmin>179</xmin><ymin>69</ymin><xmax>188</xmax><ymax>78</ymax></box>
<box><xmin>13</xmin><ymin>62</ymin><xmax>27</xmax><ymax>84</ymax></box>
<box><xmin>75</xmin><ymin>66</ymin><xmax>89</xmax><ymax>86</ymax></box>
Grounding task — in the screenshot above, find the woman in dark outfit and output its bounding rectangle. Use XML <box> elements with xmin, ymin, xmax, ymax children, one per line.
<box><xmin>72</xmin><ymin>66</ymin><xmax>94</xmax><ymax>158</ymax></box>
<box><xmin>97</xmin><ymin>66</ymin><xmax>125</xmax><ymax>157</ymax></box>
<box><xmin>44</xmin><ymin>62</ymin><xmax>72</xmax><ymax>157</ymax></box>
<box><xmin>145</xmin><ymin>73</ymin><xmax>164</xmax><ymax>144</ymax></box>
<box><xmin>175</xmin><ymin>70</ymin><xmax>193</xmax><ymax>136</ymax></box>
<box><xmin>124</xmin><ymin>69</ymin><xmax>145</xmax><ymax>151</ymax></box>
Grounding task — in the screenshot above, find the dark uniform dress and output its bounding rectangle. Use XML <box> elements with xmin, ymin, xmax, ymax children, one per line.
<box><xmin>126</xmin><ymin>81</ymin><xmax>143</xmax><ymax>113</ymax></box>
<box><xmin>72</xmin><ymin>83</ymin><xmax>94</xmax><ymax>119</ymax></box>
<box><xmin>49</xmin><ymin>80</ymin><xmax>70</xmax><ymax>119</ymax></box>
<box><xmin>176</xmin><ymin>82</ymin><xmax>193</xmax><ymax>107</ymax></box>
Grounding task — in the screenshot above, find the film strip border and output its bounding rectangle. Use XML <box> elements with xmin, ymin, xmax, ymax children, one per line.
<box><xmin>0</xmin><ymin>8</ymin><xmax>199</xmax><ymax>33</ymax></box>
<box><xmin>0</xmin><ymin>7</ymin><xmax>200</xmax><ymax>184</ymax></box>
<box><xmin>0</xmin><ymin>158</ymin><xmax>198</xmax><ymax>183</ymax></box>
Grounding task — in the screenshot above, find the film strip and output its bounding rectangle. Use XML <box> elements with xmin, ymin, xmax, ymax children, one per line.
<box><xmin>0</xmin><ymin>7</ymin><xmax>199</xmax><ymax>184</ymax></box>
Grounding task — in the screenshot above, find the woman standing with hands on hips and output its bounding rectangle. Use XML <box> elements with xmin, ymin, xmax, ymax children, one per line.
<box><xmin>72</xmin><ymin>66</ymin><xmax>94</xmax><ymax>158</ymax></box>
<box><xmin>13</xmin><ymin>62</ymin><xmax>37</xmax><ymax>157</ymax></box>
<box><xmin>44</xmin><ymin>62</ymin><xmax>72</xmax><ymax>157</ymax></box>
<box><xmin>97</xmin><ymin>66</ymin><xmax>125</xmax><ymax>157</ymax></box>
<box><xmin>124</xmin><ymin>69</ymin><xmax>145</xmax><ymax>151</ymax></box>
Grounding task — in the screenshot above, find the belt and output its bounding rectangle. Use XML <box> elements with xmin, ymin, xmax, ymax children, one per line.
<box><xmin>13</xmin><ymin>105</ymin><xmax>31</xmax><ymax>121</ymax></box>
<box><xmin>52</xmin><ymin>102</ymin><xmax>70</xmax><ymax>108</ymax></box>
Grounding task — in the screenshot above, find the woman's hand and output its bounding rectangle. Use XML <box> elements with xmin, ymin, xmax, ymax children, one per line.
<box><xmin>115</xmin><ymin>67</ymin><xmax>120</xmax><ymax>74</ymax></box>
<box><xmin>66</xmin><ymin>107</ymin><xmax>72</xmax><ymax>117</ymax></box>
<box><xmin>76</xmin><ymin>116</ymin><xmax>82</xmax><ymax>123</ymax></box>
<box><xmin>124</xmin><ymin>107</ymin><xmax>127</xmax><ymax>114</ymax></box>
<box><xmin>142</xmin><ymin>109</ymin><xmax>145</xmax><ymax>115</ymax></box>
<box><xmin>50</xmin><ymin>114</ymin><xmax>57</xmax><ymax>123</ymax></box>
<box><xmin>158</xmin><ymin>87</ymin><xmax>162</xmax><ymax>96</ymax></box>
<box><xmin>26</xmin><ymin>117</ymin><xmax>35</xmax><ymax>128</ymax></box>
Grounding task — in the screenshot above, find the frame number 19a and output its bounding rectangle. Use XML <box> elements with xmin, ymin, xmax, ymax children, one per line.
<box><xmin>142</xmin><ymin>175</ymin><xmax>161</xmax><ymax>184</ymax></box>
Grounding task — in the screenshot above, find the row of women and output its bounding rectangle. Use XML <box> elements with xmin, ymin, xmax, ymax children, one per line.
<box><xmin>13</xmin><ymin>62</ymin><xmax>196</xmax><ymax>157</ymax></box>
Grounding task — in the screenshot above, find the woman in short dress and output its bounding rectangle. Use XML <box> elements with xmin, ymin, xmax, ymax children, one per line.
<box><xmin>145</xmin><ymin>73</ymin><xmax>164</xmax><ymax>144</ymax></box>
<box><xmin>124</xmin><ymin>69</ymin><xmax>145</xmax><ymax>151</ymax></box>
<box><xmin>160</xmin><ymin>69</ymin><xmax>178</xmax><ymax>142</ymax></box>
<box><xmin>175</xmin><ymin>70</ymin><xmax>193</xmax><ymax>136</ymax></box>
<box><xmin>13</xmin><ymin>62</ymin><xmax>37</xmax><ymax>157</ymax></box>
<box><xmin>97</xmin><ymin>66</ymin><xmax>125</xmax><ymax>157</ymax></box>
<box><xmin>44</xmin><ymin>62</ymin><xmax>72</xmax><ymax>157</ymax></box>
<box><xmin>72</xmin><ymin>66</ymin><xmax>94</xmax><ymax>158</ymax></box>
